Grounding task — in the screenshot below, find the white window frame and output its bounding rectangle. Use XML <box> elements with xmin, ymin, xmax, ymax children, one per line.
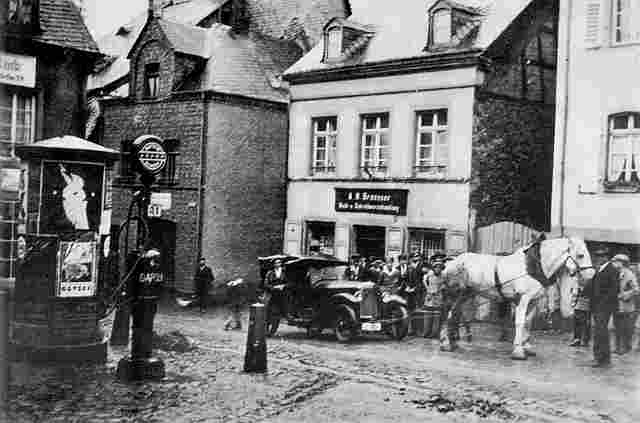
<box><xmin>607</xmin><ymin>112</ymin><xmax>640</xmax><ymax>184</ymax></box>
<box><xmin>311</xmin><ymin>116</ymin><xmax>338</xmax><ymax>175</ymax></box>
<box><xmin>432</xmin><ymin>9</ymin><xmax>452</xmax><ymax>45</ymax></box>
<box><xmin>415</xmin><ymin>109</ymin><xmax>448</xmax><ymax>177</ymax></box>
<box><xmin>327</xmin><ymin>27</ymin><xmax>343</xmax><ymax>60</ymax></box>
<box><xmin>0</xmin><ymin>92</ymin><xmax>36</xmax><ymax>157</ymax></box>
<box><xmin>360</xmin><ymin>113</ymin><xmax>390</xmax><ymax>177</ymax></box>
<box><xmin>613</xmin><ymin>0</ymin><xmax>640</xmax><ymax>45</ymax></box>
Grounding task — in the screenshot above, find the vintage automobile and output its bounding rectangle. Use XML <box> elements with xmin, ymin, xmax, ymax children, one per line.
<box><xmin>258</xmin><ymin>254</ymin><xmax>410</xmax><ymax>342</ymax></box>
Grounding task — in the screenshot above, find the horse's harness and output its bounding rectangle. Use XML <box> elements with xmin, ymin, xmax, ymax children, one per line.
<box><xmin>493</xmin><ymin>239</ymin><xmax>593</xmax><ymax>300</ymax></box>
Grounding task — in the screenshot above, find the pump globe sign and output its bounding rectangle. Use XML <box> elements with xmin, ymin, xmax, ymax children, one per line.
<box><xmin>133</xmin><ymin>135</ymin><xmax>167</xmax><ymax>175</ymax></box>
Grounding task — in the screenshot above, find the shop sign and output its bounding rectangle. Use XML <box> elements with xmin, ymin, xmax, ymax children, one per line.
<box><xmin>335</xmin><ymin>188</ymin><xmax>408</xmax><ymax>216</ymax></box>
<box><xmin>0</xmin><ymin>52</ymin><xmax>36</xmax><ymax>88</ymax></box>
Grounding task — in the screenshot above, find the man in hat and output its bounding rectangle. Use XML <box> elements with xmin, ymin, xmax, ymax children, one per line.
<box><xmin>612</xmin><ymin>254</ymin><xmax>639</xmax><ymax>354</ymax></box>
<box><xmin>194</xmin><ymin>257</ymin><xmax>214</xmax><ymax>313</ymax></box>
<box><xmin>423</xmin><ymin>258</ymin><xmax>446</xmax><ymax>338</ymax></box>
<box><xmin>345</xmin><ymin>254</ymin><xmax>361</xmax><ymax>281</ymax></box>
<box><xmin>590</xmin><ymin>247</ymin><xmax>621</xmax><ymax>367</ymax></box>
<box><xmin>402</xmin><ymin>252</ymin><xmax>425</xmax><ymax>313</ymax></box>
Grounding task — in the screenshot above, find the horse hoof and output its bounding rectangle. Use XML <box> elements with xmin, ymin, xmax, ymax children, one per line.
<box><xmin>523</xmin><ymin>344</ymin><xmax>536</xmax><ymax>356</ymax></box>
<box><xmin>511</xmin><ymin>348</ymin><xmax>528</xmax><ymax>360</ymax></box>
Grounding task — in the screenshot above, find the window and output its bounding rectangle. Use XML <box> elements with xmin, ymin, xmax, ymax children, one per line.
<box><xmin>7</xmin><ymin>0</ymin><xmax>36</xmax><ymax>27</ymax></box>
<box><xmin>607</xmin><ymin>112</ymin><xmax>640</xmax><ymax>184</ymax></box>
<box><xmin>326</xmin><ymin>27</ymin><xmax>342</xmax><ymax>60</ymax></box>
<box><xmin>158</xmin><ymin>139</ymin><xmax>179</xmax><ymax>185</ymax></box>
<box><xmin>0</xmin><ymin>92</ymin><xmax>35</xmax><ymax>157</ymax></box>
<box><xmin>409</xmin><ymin>229</ymin><xmax>445</xmax><ymax>260</ymax></box>
<box><xmin>360</xmin><ymin>113</ymin><xmax>389</xmax><ymax>176</ymax></box>
<box><xmin>306</xmin><ymin>221</ymin><xmax>335</xmax><ymax>256</ymax></box>
<box><xmin>432</xmin><ymin>9</ymin><xmax>451</xmax><ymax>45</ymax></box>
<box><xmin>613</xmin><ymin>0</ymin><xmax>640</xmax><ymax>44</ymax></box>
<box><xmin>311</xmin><ymin>117</ymin><xmax>337</xmax><ymax>174</ymax></box>
<box><xmin>415</xmin><ymin>109</ymin><xmax>448</xmax><ymax>176</ymax></box>
<box><xmin>118</xmin><ymin>140</ymin><xmax>135</xmax><ymax>181</ymax></box>
<box><xmin>219</xmin><ymin>1</ymin><xmax>233</xmax><ymax>25</ymax></box>
<box><xmin>144</xmin><ymin>63</ymin><xmax>160</xmax><ymax>98</ymax></box>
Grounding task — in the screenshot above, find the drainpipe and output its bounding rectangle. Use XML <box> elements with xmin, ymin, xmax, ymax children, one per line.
<box><xmin>558</xmin><ymin>0</ymin><xmax>572</xmax><ymax>237</ymax></box>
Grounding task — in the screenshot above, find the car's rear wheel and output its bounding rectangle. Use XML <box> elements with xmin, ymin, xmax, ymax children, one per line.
<box><xmin>387</xmin><ymin>303</ymin><xmax>409</xmax><ymax>340</ymax></box>
<box><xmin>334</xmin><ymin>304</ymin><xmax>358</xmax><ymax>343</ymax></box>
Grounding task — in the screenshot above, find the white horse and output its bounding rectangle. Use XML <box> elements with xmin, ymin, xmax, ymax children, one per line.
<box><xmin>439</xmin><ymin>237</ymin><xmax>595</xmax><ymax>360</ymax></box>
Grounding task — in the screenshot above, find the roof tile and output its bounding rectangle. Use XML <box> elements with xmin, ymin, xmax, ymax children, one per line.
<box><xmin>34</xmin><ymin>0</ymin><xmax>99</xmax><ymax>53</ymax></box>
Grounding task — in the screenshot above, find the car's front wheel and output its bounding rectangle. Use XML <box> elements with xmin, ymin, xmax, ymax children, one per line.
<box><xmin>386</xmin><ymin>303</ymin><xmax>409</xmax><ymax>340</ymax></box>
<box><xmin>333</xmin><ymin>304</ymin><xmax>358</xmax><ymax>343</ymax></box>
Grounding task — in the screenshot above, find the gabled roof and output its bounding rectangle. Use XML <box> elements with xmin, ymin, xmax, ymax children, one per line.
<box><xmin>284</xmin><ymin>0</ymin><xmax>532</xmax><ymax>77</ymax></box>
<box><xmin>33</xmin><ymin>0</ymin><xmax>99</xmax><ymax>54</ymax></box>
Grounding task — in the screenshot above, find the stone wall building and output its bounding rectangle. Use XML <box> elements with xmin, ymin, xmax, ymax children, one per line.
<box><xmin>93</xmin><ymin>0</ymin><xmax>350</xmax><ymax>292</ymax></box>
<box><xmin>282</xmin><ymin>0</ymin><xmax>557</xmax><ymax>260</ymax></box>
<box><xmin>0</xmin><ymin>0</ymin><xmax>99</xmax><ymax>287</ymax></box>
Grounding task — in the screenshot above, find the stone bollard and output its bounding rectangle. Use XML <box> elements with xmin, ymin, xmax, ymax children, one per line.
<box><xmin>0</xmin><ymin>289</ymin><xmax>8</xmax><ymax>408</ymax></box>
<box><xmin>243</xmin><ymin>303</ymin><xmax>267</xmax><ymax>373</ymax></box>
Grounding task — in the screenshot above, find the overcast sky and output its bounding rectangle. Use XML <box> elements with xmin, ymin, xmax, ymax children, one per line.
<box><xmin>86</xmin><ymin>0</ymin><xmax>147</xmax><ymax>38</ymax></box>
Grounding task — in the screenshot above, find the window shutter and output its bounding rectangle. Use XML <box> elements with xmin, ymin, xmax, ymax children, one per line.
<box><xmin>584</xmin><ymin>0</ymin><xmax>603</xmax><ymax>48</ymax></box>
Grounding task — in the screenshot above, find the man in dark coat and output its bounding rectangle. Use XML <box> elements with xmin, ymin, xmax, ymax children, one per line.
<box><xmin>590</xmin><ymin>248</ymin><xmax>621</xmax><ymax>367</ymax></box>
<box><xmin>401</xmin><ymin>252</ymin><xmax>424</xmax><ymax>312</ymax></box>
<box><xmin>194</xmin><ymin>257</ymin><xmax>214</xmax><ymax>313</ymax></box>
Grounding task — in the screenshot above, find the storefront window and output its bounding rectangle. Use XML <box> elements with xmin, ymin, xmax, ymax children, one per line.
<box><xmin>409</xmin><ymin>229</ymin><xmax>444</xmax><ymax>260</ymax></box>
<box><xmin>306</xmin><ymin>221</ymin><xmax>335</xmax><ymax>256</ymax></box>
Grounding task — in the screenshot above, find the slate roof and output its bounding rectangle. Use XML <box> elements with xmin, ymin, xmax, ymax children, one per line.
<box><xmin>157</xmin><ymin>19</ymin><xmax>210</xmax><ymax>57</ymax></box>
<box><xmin>197</xmin><ymin>24</ymin><xmax>301</xmax><ymax>102</ymax></box>
<box><xmin>33</xmin><ymin>0</ymin><xmax>99</xmax><ymax>54</ymax></box>
<box><xmin>284</xmin><ymin>0</ymin><xmax>532</xmax><ymax>76</ymax></box>
<box><xmin>89</xmin><ymin>0</ymin><xmax>351</xmax><ymax>92</ymax></box>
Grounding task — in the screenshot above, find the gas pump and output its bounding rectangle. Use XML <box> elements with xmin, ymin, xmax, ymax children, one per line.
<box><xmin>114</xmin><ymin>135</ymin><xmax>168</xmax><ymax>381</ymax></box>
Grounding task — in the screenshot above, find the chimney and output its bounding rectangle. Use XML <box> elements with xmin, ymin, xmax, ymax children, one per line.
<box><xmin>148</xmin><ymin>0</ymin><xmax>162</xmax><ymax>19</ymax></box>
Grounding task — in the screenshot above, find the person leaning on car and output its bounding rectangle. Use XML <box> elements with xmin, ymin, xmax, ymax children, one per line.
<box><xmin>264</xmin><ymin>259</ymin><xmax>289</xmax><ymax>314</ymax></box>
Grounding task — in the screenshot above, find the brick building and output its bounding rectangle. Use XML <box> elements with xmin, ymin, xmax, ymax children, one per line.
<box><xmin>282</xmin><ymin>0</ymin><xmax>557</xmax><ymax>261</ymax></box>
<box><xmin>0</xmin><ymin>0</ymin><xmax>99</xmax><ymax>287</ymax></box>
<box><xmin>94</xmin><ymin>0</ymin><xmax>350</xmax><ymax>292</ymax></box>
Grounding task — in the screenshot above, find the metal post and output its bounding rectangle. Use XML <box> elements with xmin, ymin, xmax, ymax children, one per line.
<box><xmin>0</xmin><ymin>289</ymin><xmax>9</xmax><ymax>408</ymax></box>
<box><xmin>243</xmin><ymin>303</ymin><xmax>267</xmax><ymax>373</ymax></box>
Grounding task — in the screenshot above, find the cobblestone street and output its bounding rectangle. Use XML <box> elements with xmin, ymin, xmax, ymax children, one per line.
<box><xmin>3</xmin><ymin>302</ymin><xmax>639</xmax><ymax>422</ymax></box>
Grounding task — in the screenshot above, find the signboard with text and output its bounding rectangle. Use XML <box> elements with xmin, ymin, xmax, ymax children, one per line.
<box><xmin>0</xmin><ymin>52</ymin><xmax>36</xmax><ymax>88</ymax></box>
<box><xmin>335</xmin><ymin>188</ymin><xmax>408</xmax><ymax>216</ymax></box>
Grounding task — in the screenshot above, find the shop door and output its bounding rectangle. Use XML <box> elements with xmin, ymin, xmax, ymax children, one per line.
<box><xmin>353</xmin><ymin>225</ymin><xmax>386</xmax><ymax>259</ymax></box>
<box><xmin>148</xmin><ymin>218</ymin><xmax>176</xmax><ymax>289</ymax></box>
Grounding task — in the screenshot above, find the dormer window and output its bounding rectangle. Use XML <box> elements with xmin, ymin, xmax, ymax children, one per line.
<box><xmin>432</xmin><ymin>9</ymin><xmax>452</xmax><ymax>45</ymax></box>
<box><xmin>327</xmin><ymin>27</ymin><xmax>343</xmax><ymax>60</ymax></box>
<box><xmin>144</xmin><ymin>63</ymin><xmax>160</xmax><ymax>98</ymax></box>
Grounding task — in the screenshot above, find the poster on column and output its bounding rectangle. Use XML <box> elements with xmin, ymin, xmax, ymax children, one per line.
<box><xmin>56</xmin><ymin>240</ymin><xmax>97</xmax><ymax>298</ymax></box>
<box><xmin>39</xmin><ymin>161</ymin><xmax>104</xmax><ymax>234</ymax></box>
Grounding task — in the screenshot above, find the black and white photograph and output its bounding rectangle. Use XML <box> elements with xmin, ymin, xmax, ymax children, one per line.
<box><xmin>0</xmin><ymin>0</ymin><xmax>639</xmax><ymax>422</ymax></box>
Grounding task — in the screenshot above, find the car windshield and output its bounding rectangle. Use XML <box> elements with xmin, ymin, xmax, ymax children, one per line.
<box><xmin>308</xmin><ymin>265</ymin><xmax>348</xmax><ymax>284</ymax></box>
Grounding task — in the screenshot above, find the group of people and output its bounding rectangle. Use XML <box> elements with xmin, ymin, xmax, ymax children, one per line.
<box><xmin>344</xmin><ymin>251</ymin><xmax>471</xmax><ymax>339</ymax></box>
<box><xmin>571</xmin><ymin>248</ymin><xmax>640</xmax><ymax>367</ymax></box>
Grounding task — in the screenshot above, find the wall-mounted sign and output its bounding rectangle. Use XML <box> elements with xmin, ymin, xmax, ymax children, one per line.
<box><xmin>335</xmin><ymin>188</ymin><xmax>408</xmax><ymax>216</ymax></box>
<box><xmin>0</xmin><ymin>52</ymin><xmax>36</xmax><ymax>88</ymax></box>
<box><xmin>39</xmin><ymin>161</ymin><xmax>104</xmax><ymax>234</ymax></box>
<box><xmin>150</xmin><ymin>192</ymin><xmax>171</xmax><ymax>210</ymax></box>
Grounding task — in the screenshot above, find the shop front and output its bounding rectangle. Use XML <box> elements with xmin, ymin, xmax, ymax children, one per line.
<box><xmin>286</xmin><ymin>183</ymin><xmax>469</xmax><ymax>261</ymax></box>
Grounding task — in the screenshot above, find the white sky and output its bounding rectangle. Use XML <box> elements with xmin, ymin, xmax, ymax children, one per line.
<box><xmin>85</xmin><ymin>0</ymin><xmax>147</xmax><ymax>38</ymax></box>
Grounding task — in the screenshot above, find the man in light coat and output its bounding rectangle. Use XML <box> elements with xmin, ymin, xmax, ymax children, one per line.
<box><xmin>612</xmin><ymin>254</ymin><xmax>639</xmax><ymax>354</ymax></box>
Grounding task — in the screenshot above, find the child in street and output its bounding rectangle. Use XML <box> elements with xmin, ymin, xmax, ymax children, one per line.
<box><xmin>224</xmin><ymin>278</ymin><xmax>245</xmax><ymax>331</ymax></box>
<box><xmin>423</xmin><ymin>259</ymin><xmax>445</xmax><ymax>338</ymax></box>
<box><xmin>569</xmin><ymin>277</ymin><xmax>592</xmax><ymax>347</ymax></box>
